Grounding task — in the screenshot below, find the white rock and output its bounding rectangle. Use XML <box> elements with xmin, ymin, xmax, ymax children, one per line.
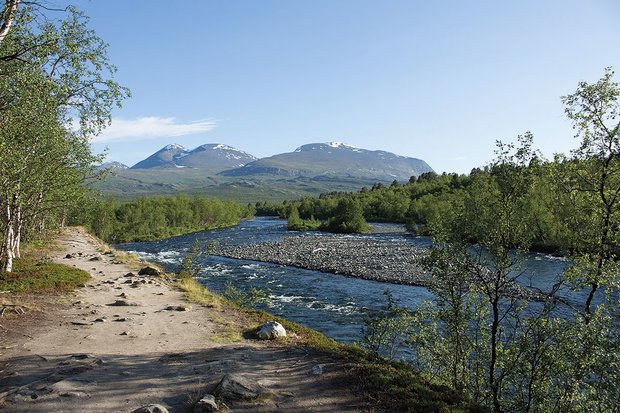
<box><xmin>194</xmin><ymin>393</ymin><xmax>218</xmax><ymax>412</ymax></box>
<box><xmin>256</xmin><ymin>321</ymin><xmax>287</xmax><ymax>339</ymax></box>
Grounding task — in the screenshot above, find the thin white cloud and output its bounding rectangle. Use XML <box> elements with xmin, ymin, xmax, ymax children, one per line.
<box><xmin>91</xmin><ymin>116</ymin><xmax>216</xmax><ymax>143</ymax></box>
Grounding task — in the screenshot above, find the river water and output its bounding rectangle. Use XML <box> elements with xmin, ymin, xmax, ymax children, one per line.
<box><xmin>116</xmin><ymin>217</ymin><xmax>572</xmax><ymax>345</ymax></box>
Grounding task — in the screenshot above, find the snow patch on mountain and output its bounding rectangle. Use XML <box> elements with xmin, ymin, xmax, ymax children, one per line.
<box><xmin>163</xmin><ymin>143</ymin><xmax>186</xmax><ymax>151</ymax></box>
<box><xmin>326</xmin><ymin>141</ymin><xmax>357</xmax><ymax>149</ymax></box>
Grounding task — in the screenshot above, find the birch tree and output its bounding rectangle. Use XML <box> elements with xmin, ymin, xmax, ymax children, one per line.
<box><xmin>0</xmin><ymin>5</ymin><xmax>128</xmax><ymax>273</ymax></box>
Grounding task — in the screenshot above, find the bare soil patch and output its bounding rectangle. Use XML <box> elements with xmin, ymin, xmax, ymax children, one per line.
<box><xmin>0</xmin><ymin>228</ymin><xmax>376</xmax><ymax>412</ymax></box>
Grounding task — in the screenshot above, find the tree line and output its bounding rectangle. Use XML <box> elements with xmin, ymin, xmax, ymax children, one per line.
<box><xmin>361</xmin><ymin>69</ymin><xmax>618</xmax><ymax>413</ymax></box>
<box><xmin>257</xmin><ymin>68</ymin><xmax>620</xmax><ymax>412</ymax></box>
<box><xmin>257</xmin><ymin>144</ymin><xmax>607</xmax><ymax>255</ymax></box>
<box><xmin>70</xmin><ymin>195</ymin><xmax>254</xmax><ymax>244</ymax></box>
<box><xmin>0</xmin><ymin>2</ymin><xmax>129</xmax><ymax>273</ymax></box>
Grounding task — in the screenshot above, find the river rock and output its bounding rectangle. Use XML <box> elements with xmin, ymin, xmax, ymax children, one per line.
<box><xmin>165</xmin><ymin>305</ymin><xmax>190</xmax><ymax>311</ymax></box>
<box><xmin>256</xmin><ymin>321</ymin><xmax>286</xmax><ymax>339</ymax></box>
<box><xmin>131</xmin><ymin>404</ymin><xmax>169</xmax><ymax>413</ymax></box>
<box><xmin>193</xmin><ymin>393</ymin><xmax>218</xmax><ymax>412</ymax></box>
<box><xmin>107</xmin><ymin>299</ymin><xmax>139</xmax><ymax>306</ymax></box>
<box><xmin>138</xmin><ymin>266</ymin><xmax>161</xmax><ymax>276</ymax></box>
<box><xmin>214</xmin><ymin>374</ymin><xmax>266</xmax><ymax>401</ymax></box>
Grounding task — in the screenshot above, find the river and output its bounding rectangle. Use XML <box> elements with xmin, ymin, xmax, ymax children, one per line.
<box><xmin>116</xmin><ymin>217</ymin><xmax>572</xmax><ymax>345</ymax></box>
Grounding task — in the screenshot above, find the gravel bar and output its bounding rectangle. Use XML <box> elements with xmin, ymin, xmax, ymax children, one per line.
<box><xmin>216</xmin><ymin>233</ymin><xmax>430</xmax><ymax>286</ymax></box>
<box><xmin>215</xmin><ymin>232</ymin><xmax>546</xmax><ymax>300</ymax></box>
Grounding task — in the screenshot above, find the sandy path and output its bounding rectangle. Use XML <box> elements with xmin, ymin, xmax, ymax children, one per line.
<box><xmin>0</xmin><ymin>228</ymin><xmax>374</xmax><ymax>412</ymax></box>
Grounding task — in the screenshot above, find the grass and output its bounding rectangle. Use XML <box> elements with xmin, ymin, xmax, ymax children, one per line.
<box><xmin>0</xmin><ymin>256</ymin><xmax>90</xmax><ymax>294</ymax></box>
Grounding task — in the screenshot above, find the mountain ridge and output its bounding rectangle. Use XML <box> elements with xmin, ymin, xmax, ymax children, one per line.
<box><xmin>218</xmin><ymin>141</ymin><xmax>433</xmax><ymax>181</ymax></box>
<box><xmin>129</xmin><ymin>143</ymin><xmax>257</xmax><ymax>173</ymax></box>
<box><xmin>97</xmin><ymin>141</ymin><xmax>434</xmax><ymax>201</ymax></box>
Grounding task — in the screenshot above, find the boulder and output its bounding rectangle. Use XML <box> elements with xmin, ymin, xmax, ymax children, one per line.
<box><xmin>131</xmin><ymin>404</ymin><xmax>169</xmax><ymax>413</ymax></box>
<box><xmin>214</xmin><ymin>374</ymin><xmax>266</xmax><ymax>401</ymax></box>
<box><xmin>193</xmin><ymin>393</ymin><xmax>218</xmax><ymax>412</ymax></box>
<box><xmin>138</xmin><ymin>266</ymin><xmax>161</xmax><ymax>276</ymax></box>
<box><xmin>256</xmin><ymin>321</ymin><xmax>286</xmax><ymax>339</ymax></box>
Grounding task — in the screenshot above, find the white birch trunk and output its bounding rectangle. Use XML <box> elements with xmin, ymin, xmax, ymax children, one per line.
<box><xmin>0</xmin><ymin>0</ymin><xmax>19</xmax><ymax>44</ymax></box>
<box><xmin>3</xmin><ymin>201</ymin><xmax>14</xmax><ymax>272</ymax></box>
<box><xmin>14</xmin><ymin>204</ymin><xmax>21</xmax><ymax>258</ymax></box>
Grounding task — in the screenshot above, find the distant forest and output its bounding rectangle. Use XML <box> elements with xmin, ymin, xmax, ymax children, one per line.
<box><xmin>72</xmin><ymin>195</ymin><xmax>254</xmax><ymax>243</ymax></box>
<box><xmin>255</xmin><ymin>151</ymin><xmax>582</xmax><ymax>254</ymax></box>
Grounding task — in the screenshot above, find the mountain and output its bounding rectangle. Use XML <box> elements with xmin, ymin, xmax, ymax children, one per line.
<box><xmin>176</xmin><ymin>144</ymin><xmax>257</xmax><ymax>170</ymax></box>
<box><xmin>97</xmin><ymin>161</ymin><xmax>129</xmax><ymax>170</ymax></box>
<box><xmin>97</xmin><ymin>141</ymin><xmax>435</xmax><ymax>202</ymax></box>
<box><xmin>130</xmin><ymin>143</ymin><xmax>257</xmax><ymax>173</ymax></box>
<box><xmin>131</xmin><ymin>144</ymin><xmax>188</xmax><ymax>169</ymax></box>
<box><xmin>219</xmin><ymin>142</ymin><xmax>434</xmax><ymax>181</ymax></box>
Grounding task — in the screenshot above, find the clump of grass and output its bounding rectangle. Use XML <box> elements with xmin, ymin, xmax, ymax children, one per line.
<box><xmin>0</xmin><ymin>256</ymin><xmax>90</xmax><ymax>294</ymax></box>
<box><xmin>114</xmin><ymin>251</ymin><xmax>144</xmax><ymax>269</ymax></box>
<box><xmin>175</xmin><ymin>274</ymin><xmax>224</xmax><ymax>310</ymax></box>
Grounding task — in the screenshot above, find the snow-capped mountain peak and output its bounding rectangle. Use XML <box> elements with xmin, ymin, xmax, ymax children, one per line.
<box><xmin>163</xmin><ymin>143</ymin><xmax>186</xmax><ymax>151</ymax></box>
<box><xmin>326</xmin><ymin>141</ymin><xmax>357</xmax><ymax>149</ymax></box>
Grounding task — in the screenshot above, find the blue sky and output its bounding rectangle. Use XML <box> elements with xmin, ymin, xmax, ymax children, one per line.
<box><xmin>80</xmin><ymin>0</ymin><xmax>620</xmax><ymax>173</ymax></box>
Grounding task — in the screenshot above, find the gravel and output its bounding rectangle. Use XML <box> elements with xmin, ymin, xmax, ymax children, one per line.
<box><xmin>216</xmin><ymin>233</ymin><xmax>430</xmax><ymax>286</ymax></box>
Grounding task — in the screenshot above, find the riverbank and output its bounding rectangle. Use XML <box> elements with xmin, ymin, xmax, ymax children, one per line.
<box><xmin>0</xmin><ymin>228</ymin><xmax>375</xmax><ymax>412</ymax></box>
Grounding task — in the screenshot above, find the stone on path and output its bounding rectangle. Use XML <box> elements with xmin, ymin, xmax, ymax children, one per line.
<box><xmin>131</xmin><ymin>404</ymin><xmax>169</xmax><ymax>413</ymax></box>
<box><xmin>214</xmin><ymin>374</ymin><xmax>267</xmax><ymax>401</ymax></box>
<box><xmin>193</xmin><ymin>393</ymin><xmax>218</xmax><ymax>412</ymax></box>
<box><xmin>107</xmin><ymin>299</ymin><xmax>139</xmax><ymax>306</ymax></box>
<box><xmin>256</xmin><ymin>321</ymin><xmax>287</xmax><ymax>339</ymax></box>
<box><xmin>70</xmin><ymin>321</ymin><xmax>93</xmax><ymax>326</ymax></box>
<box><xmin>164</xmin><ymin>304</ymin><xmax>190</xmax><ymax>312</ymax></box>
<box><xmin>138</xmin><ymin>266</ymin><xmax>161</xmax><ymax>276</ymax></box>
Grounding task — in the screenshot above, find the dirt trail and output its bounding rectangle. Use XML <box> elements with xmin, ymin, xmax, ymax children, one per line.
<box><xmin>0</xmin><ymin>228</ymin><xmax>373</xmax><ymax>412</ymax></box>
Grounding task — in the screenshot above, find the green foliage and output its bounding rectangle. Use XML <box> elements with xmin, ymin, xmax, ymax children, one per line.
<box><xmin>322</xmin><ymin>198</ymin><xmax>370</xmax><ymax>233</ymax></box>
<box><xmin>373</xmin><ymin>69</ymin><xmax>620</xmax><ymax>413</ymax></box>
<box><xmin>361</xmin><ymin>290</ymin><xmax>415</xmax><ymax>361</ymax></box>
<box><xmin>0</xmin><ymin>4</ymin><xmax>128</xmax><ymax>272</ymax></box>
<box><xmin>286</xmin><ymin>204</ymin><xmax>321</xmax><ymax>231</ymax></box>
<box><xmin>179</xmin><ymin>239</ymin><xmax>217</xmax><ymax>279</ymax></box>
<box><xmin>411</xmin><ymin>246</ymin><xmax>490</xmax><ymax>397</ymax></box>
<box><xmin>222</xmin><ymin>281</ymin><xmax>270</xmax><ymax>309</ymax></box>
<box><xmin>70</xmin><ymin>194</ymin><xmax>253</xmax><ymax>243</ymax></box>
<box><xmin>1</xmin><ymin>256</ymin><xmax>90</xmax><ymax>293</ymax></box>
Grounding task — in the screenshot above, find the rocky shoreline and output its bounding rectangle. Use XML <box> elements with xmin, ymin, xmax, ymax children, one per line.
<box><xmin>216</xmin><ymin>233</ymin><xmax>431</xmax><ymax>286</ymax></box>
<box><xmin>216</xmin><ymin>232</ymin><xmax>546</xmax><ymax>300</ymax></box>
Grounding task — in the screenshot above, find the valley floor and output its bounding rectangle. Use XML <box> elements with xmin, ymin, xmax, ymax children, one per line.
<box><xmin>0</xmin><ymin>228</ymin><xmax>374</xmax><ymax>412</ymax></box>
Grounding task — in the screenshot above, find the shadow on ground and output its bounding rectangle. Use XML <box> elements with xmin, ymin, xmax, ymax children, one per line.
<box><xmin>0</xmin><ymin>345</ymin><xmax>372</xmax><ymax>412</ymax></box>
